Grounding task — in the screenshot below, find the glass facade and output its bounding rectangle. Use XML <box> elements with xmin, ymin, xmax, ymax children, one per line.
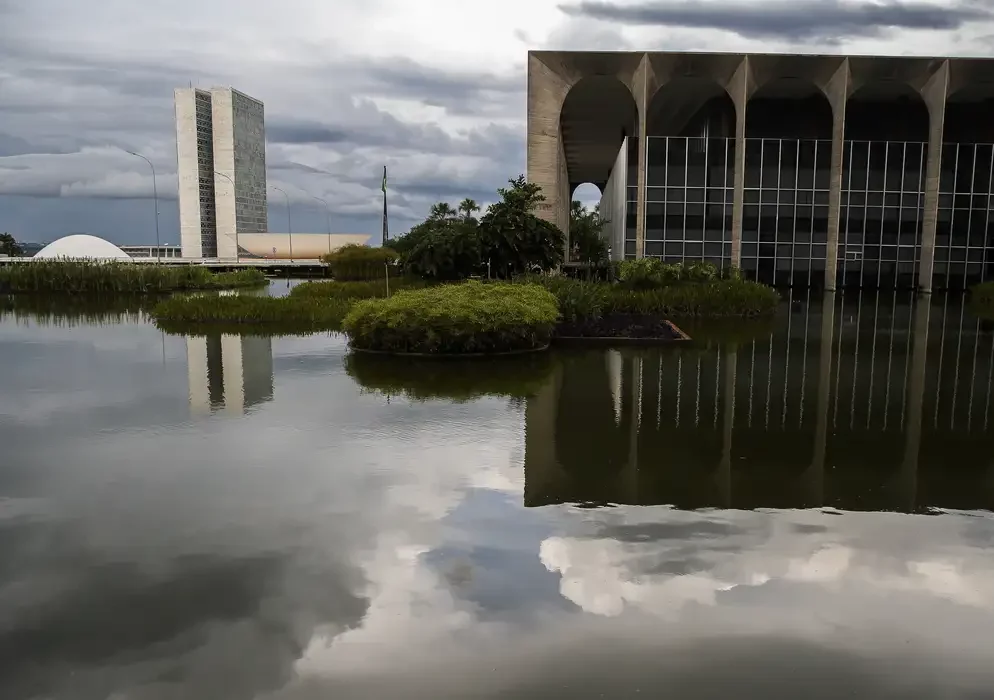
<box><xmin>626</xmin><ymin>136</ymin><xmax>994</xmax><ymax>290</ymax></box>
<box><xmin>935</xmin><ymin>143</ymin><xmax>994</xmax><ymax>289</ymax></box>
<box><xmin>838</xmin><ymin>141</ymin><xmax>926</xmax><ymax>290</ymax></box>
<box><xmin>742</xmin><ymin>138</ymin><xmax>830</xmax><ymax>287</ymax></box>
<box><xmin>646</xmin><ymin>137</ymin><xmax>734</xmax><ymax>270</ymax></box>
<box><xmin>624</xmin><ymin>138</ymin><xmax>638</xmax><ymax>258</ymax></box>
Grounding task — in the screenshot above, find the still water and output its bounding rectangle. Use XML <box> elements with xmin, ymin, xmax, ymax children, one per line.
<box><xmin>3</xmin><ymin>283</ymin><xmax>994</xmax><ymax>698</ymax></box>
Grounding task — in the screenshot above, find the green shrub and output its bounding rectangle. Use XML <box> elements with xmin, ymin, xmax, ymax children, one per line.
<box><xmin>344</xmin><ymin>351</ymin><xmax>555</xmax><ymax>402</ymax></box>
<box><xmin>605</xmin><ymin>280</ymin><xmax>780</xmax><ymax>317</ymax></box>
<box><xmin>321</xmin><ymin>244</ymin><xmax>399</xmax><ymax>281</ymax></box>
<box><xmin>289</xmin><ymin>277</ymin><xmax>424</xmax><ymax>300</ymax></box>
<box><xmin>528</xmin><ymin>276</ymin><xmax>610</xmax><ymax>322</ymax></box>
<box><xmin>0</xmin><ymin>260</ymin><xmax>266</xmax><ymax>294</ymax></box>
<box><xmin>151</xmin><ymin>294</ymin><xmax>353</xmax><ymax>335</ymax></box>
<box><xmin>615</xmin><ymin>259</ymin><xmax>720</xmax><ymax>289</ymax></box>
<box><xmin>343</xmin><ymin>281</ymin><xmax>559</xmax><ymax>354</ymax></box>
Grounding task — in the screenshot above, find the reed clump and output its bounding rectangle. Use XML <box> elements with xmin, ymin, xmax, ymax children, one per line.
<box><xmin>0</xmin><ymin>260</ymin><xmax>266</xmax><ymax>294</ymax></box>
<box><xmin>151</xmin><ymin>294</ymin><xmax>354</xmax><ymax>335</ymax></box>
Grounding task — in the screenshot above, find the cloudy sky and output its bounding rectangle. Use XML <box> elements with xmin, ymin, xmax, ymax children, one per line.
<box><xmin>2</xmin><ymin>0</ymin><xmax>994</xmax><ymax>246</ymax></box>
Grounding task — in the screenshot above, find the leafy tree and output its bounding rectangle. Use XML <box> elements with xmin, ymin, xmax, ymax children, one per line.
<box><xmin>386</xmin><ymin>201</ymin><xmax>455</xmax><ymax>257</ymax></box>
<box><xmin>569</xmin><ymin>200</ymin><xmax>609</xmax><ymax>265</ymax></box>
<box><xmin>0</xmin><ymin>233</ymin><xmax>23</xmax><ymax>257</ymax></box>
<box><xmin>477</xmin><ymin>175</ymin><xmax>565</xmax><ymax>277</ymax></box>
<box><xmin>458</xmin><ymin>198</ymin><xmax>480</xmax><ymax>221</ymax></box>
<box><xmin>404</xmin><ymin>218</ymin><xmax>482</xmax><ymax>280</ymax></box>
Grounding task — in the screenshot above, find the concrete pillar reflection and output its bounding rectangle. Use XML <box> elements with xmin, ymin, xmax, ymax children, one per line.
<box><xmin>623</xmin><ymin>354</ymin><xmax>642</xmax><ymax>503</ymax></box>
<box><xmin>918</xmin><ymin>60</ymin><xmax>950</xmax><ymax>293</ymax></box>
<box><xmin>824</xmin><ymin>62</ymin><xmax>850</xmax><ymax>291</ymax></box>
<box><xmin>900</xmin><ymin>295</ymin><xmax>931</xmax><ymax>510</ymax></box>
<box><xmin>186</xmin><ymin>334</ymin><xmax>273</xmax><ymax>417</ymax></box>
<box><xmin>729</xmin><ymin>57</ymin><xmax>751</xmax><ymax>271</ymax></box>
<box><xmin>187</xmin><ymin>336</ymin><xmax>210</xmax><ymax>415</ymax></box>
<box><xmin>522</xmin><ymin>362</ymin><xmax>563</xmax><ymax>507</ymax></box>
<box><xmin>803</xmin><ymin>291</ymin><xmax>837</xmax><ymax>506</ymax></box>
<box><xmin>718</xmin><ymin>345</ymin><xmax>737</xmax><ymax>508</ymax></box>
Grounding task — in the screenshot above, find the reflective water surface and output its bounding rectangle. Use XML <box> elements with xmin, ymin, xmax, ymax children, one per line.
<box><xmin>3</xmin><ymin>284</ymin><xmax>994</xmax><ymax>698</ymax></box>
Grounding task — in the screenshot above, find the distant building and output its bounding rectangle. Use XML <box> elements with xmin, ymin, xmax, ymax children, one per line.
<box><xmin>174</xmin><ymin>87</ymin><xmax>267</xmax><ymax>260</ymax></box>
<box><xmin>237</xmin><ymin>233</ymin><xmax>372</xmax><ymax>259</ymax></box>
<box><xmin>119</xmin><ymin>244</ymin><xmax>183</xmax><ymax>259</ymax></box>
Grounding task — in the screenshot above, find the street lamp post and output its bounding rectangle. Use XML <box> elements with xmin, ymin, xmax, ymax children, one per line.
<box><xmin>310</xmin><ymin>195</ymin><xmax>331</xmax><ymax>256</ymax></box>
<box><xmin>126</xmin><ymin>150</ymin><xmax>160</xmax><ymax>261</ymax></box>
<box><xmin>270</xmin><ymin>186</ymin><xmax>292</xmax><ymax>261</ymax></box>
<box><xmin>213</xmin><ymin>171</ymin><xmax>238</xmax><ymax>261</ymax></box>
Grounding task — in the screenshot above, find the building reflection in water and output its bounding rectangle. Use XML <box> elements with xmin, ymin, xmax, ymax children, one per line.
<box><xmin>186</xmin><ymin>335</ymin><xmax>274</xmax><ymax>415</ymax></box>
<box><xmin>525</xmin><ymin>292</ymin><xmax>994</xmax><ymax>513</ymax></box>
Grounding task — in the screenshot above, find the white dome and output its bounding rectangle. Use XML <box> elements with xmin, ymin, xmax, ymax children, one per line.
<box><xmin>35</xmin><ymin>235</ymin><xmax>131</xmax><ymax>261</ymax></box>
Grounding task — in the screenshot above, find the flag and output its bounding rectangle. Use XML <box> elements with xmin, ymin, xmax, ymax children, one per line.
<box><xmin>381</xmin><ymin>165</ymin><xmax>389</xmax><ymax>242</ymax></box>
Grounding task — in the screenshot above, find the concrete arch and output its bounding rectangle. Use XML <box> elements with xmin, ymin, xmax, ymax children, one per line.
<box><xmin>944</xmin><ymin>82</ymin><xmax>994</xmax><ymax>144</ymax></box>
<box><xmin>746</xmin><ymin>77</ymin><xmax>833</xmax><ymax>140</ymax></box>
<box><xmin>527</xmin><ymin>52</ymin><xmax>644</xmax><ymax>246</ymax></box>
<box><xmin>560</xmin><ymin>76</ymin><xmax>640</xmax><ymax>188</ymax></box>
<box><xmin>647</xmin><ymin>77</ymin><xmax>736</xmax><ymax>138</ymax></box>
<box><xmin>845</xmin><ymin>81</ymin><xmax>930</xmax><ymax>141</ymax></box>
<box><xmin>571</xmin><ymin>182</ymin><xmax>603</xmax><ymax>202</ymax></box>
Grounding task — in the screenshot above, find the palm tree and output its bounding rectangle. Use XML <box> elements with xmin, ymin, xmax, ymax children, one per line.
<box><xmin>428</xmin><ymin>202</ymin><xmax>458</xmax><ymax>220</ymax></box>
<box><xmin>458</xmin><ymin>198</ymin><xmax>480</xmax><ymax>221</ymax></box>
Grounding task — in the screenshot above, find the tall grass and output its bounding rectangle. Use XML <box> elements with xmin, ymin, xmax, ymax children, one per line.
<box><xmin>1</xmin><ymin>294</ymin><xmax>154</xmax><ymax>327</ymax></box>
<box><xmin>151</xmin><ymin>294</ymin><xmax>353</xmax><ymax>335</ymax></box>
<box><xmin>524</xmin><ymin>276</ymin><xmax>780</xmax><ymax>318</ymax></box>
<box><xmin>0</xmin><ymin>260</ymin><xmax>266</xmax><ymax>294</ymax></box>
<box><xmin>321</xmin><ymin>244</ymin><xmax>399</xmax><ymax>280</ymax></box>
<box><xmin>289</xmin><ymin>277</ymin><xmax>425</xmax><ymax>300</ymax></box>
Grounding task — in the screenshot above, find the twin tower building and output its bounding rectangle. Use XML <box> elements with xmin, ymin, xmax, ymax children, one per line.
<box><xmin>174</xmin><ymin>87</ymin><xmax>267</xmax><ymax>259</ymax></box>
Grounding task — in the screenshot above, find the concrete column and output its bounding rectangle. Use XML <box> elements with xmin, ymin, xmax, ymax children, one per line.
<box><xmin>526</xmin><ymin>55</ymin><xmax>572</xmax><ymax>255</ymax></box>
<box><xmin>918</xmin><ymin>61</ymin><xmax>950</xmax><ymax>293</ymax></box>
<box><xmin>523</xmin><ymin>363</ymin><xmax>563</xmax><ymax>508</ymax></box>
<box><xmin>728</xmin><ymin>58</ymin><xmax>751</xmax><ymax>271</ymax></box>
<box><xmin>718</xmin><ymin>344</ymin><xmax>737</xmax><ymax>508</ymax></box>
<box><xmin>824</xmin><ymin>62</ymin><xmax>850</xmax><ymax>291</ymax></box>
<box><xmin>633</xmin><ymin>53</ymin><xmax>652</xmax><ymax>259</ymax></box>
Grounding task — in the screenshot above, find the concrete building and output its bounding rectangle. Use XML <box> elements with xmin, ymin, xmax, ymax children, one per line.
<box><xmin>527</xmin><ymin>51</ymin><xmax>994</xmax><ymax>291</ymax></box>
<box><xmin>120</xmin><ymin>245</ymin><xmax>183</xmax><ymax>259</ymax></box>
<box><xmin>175</xmin><ymin>87</ymin><xmax>267</xmax><ymax>260</ymax></box>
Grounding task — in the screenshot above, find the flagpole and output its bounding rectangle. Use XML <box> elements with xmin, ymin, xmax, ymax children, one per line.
<box><xmin>381</xmin><ymin>165</ymin><xmax>389</xmax><ymax>243</ymax></box>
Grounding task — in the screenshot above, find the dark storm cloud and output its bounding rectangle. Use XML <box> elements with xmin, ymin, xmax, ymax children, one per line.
<box><xmin>354</xmin><ymin>56</ymin><xmax>523</xmax><ymax>116</ymax></box>
<box><xmin>0</xmin><ymin>9</ymin><xmax>526</xmax><ymax>242</ymax></box>
<box><xmin>558</xmin><ymin>0</ymin><xmax>994</xmax><ymax>41</ymax></box>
